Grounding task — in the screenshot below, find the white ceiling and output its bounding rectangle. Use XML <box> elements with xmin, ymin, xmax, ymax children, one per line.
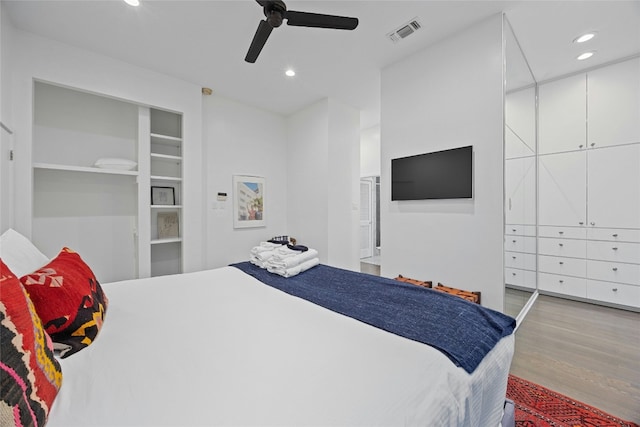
<box><xmin>3</xmin><ymin>0</ymin><xmax>639</xmax><ymax>129</ymax></box>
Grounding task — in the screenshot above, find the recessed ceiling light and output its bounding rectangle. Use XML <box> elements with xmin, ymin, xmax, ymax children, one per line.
<box><xmin>285</xmin><ymin>69</ymin><xmax>296</xmax><ymax>77</ymax></box>
<box><xmin>577</xmin><ymin>51</ymin><xmax>595</xmax><ymax>61</ymax></box>
<box><xmin>573</xmin><ymin>32</ymin><xmax>597</xmax><ymax>43</ymax></box>
<box><xmin>124</xmin><ymin>0</ymin><xmax>140</xmax><ymax>6</ymax></box>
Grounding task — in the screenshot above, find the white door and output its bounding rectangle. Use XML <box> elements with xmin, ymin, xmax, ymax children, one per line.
<box><xmin>588</xmin><ymin>144</ymin><xmax>640</xmax><ymax>229</ymax></box>
<box><xmin>360</xmin><ymin>179</ymin><xmax>373</xmax><ymax>259</ymax></box>
<box><xmin>539</xmin><ymin>151</ymin><xmax>587</xmax><ymax>227</ymax></box>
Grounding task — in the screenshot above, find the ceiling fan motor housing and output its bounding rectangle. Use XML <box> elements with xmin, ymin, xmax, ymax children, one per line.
<box><xmin>265</xmin><ymin>1</ymin><xmax>286</xmax><ymax>28</ymax></box>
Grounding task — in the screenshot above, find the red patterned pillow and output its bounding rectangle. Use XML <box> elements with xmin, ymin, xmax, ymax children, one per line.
<box><xmin>20</xmin><ymin>247</ymin><xmax>108</xmax><ymax>358</ymax></box>
<box><xmin>1</xmin><ymin>259</ymin><xmax>63</xmax><ymax>427</ymax></box>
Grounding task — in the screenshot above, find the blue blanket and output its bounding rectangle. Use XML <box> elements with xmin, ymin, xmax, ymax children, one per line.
<box><xmin>231</xmin><ymin>262</ymin><xmax>515</xmax><ymax>374</ymax></box>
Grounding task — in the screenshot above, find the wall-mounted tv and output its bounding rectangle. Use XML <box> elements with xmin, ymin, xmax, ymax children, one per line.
<box><xmin>391</xmin><ymin>145</ymin><xmax>473</xmax><ymax>200</ymax></box>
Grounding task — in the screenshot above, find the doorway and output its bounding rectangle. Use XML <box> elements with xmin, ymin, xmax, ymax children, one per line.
<box><xmin>360</xmin><ymin>176</ymin><xmax>380</xmax><ymax>267</ymax></box>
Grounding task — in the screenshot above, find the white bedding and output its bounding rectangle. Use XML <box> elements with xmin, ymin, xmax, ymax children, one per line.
<box><xmin>48</xmin><ymin>266</ymin><xmax>514</xmax><ymax>426</ymax></box>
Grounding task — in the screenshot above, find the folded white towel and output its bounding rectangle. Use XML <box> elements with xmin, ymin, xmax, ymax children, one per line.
<box><xmin>271</xmin><ymin>246</ymin><xmax>302</xmax><ymax>258</ymax></box>
<box><xmin>250</xmin><ymin>242</ymin><xmax>283</xmax><ymax>255</ymax></box>
<box><xmin>256</xmin><ymin>250</ymin><xmax>276</xmax><ymax>262</ymax></box>
<box><xmin>250</xmin><ymin>255</ymin><xmax>266</xmax><ymax>269</ymax></box>
<box><xmin>268</xmin><ymin>248</ymin><xmax>319</xmax><ymax>269</ymax></box>
<box><xmin>268</xmin><ymin>257</ymin><xmax>319</xmax><ymax>278</ymax></box>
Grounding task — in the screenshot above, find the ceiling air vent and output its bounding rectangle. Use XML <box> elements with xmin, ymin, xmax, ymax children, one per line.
<box><xmin>387</xmin><ymin>18</ymin><xmax>422</xmax><ymax>43</ymax></box>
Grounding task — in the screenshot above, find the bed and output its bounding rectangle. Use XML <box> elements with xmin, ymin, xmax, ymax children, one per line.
<box><xmin>1</xmin><ymin>230</ymin><xmax>515</xmax><ymax>427</ymax></box>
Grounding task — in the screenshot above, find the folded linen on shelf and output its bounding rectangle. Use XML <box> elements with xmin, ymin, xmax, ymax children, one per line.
<box><xmin>268</xmin><ymin>257</ymin><xmax>320</xmax><ymax>278</ymax></box>
<box><xmin>268</xmin><ymin>248</ymin><xmax>319</xmax><ymax>270</ymax></box>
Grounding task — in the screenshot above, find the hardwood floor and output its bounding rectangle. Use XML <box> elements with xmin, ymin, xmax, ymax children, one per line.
<box><xmin>509</xmin><ymin>292</ymin><xmax>640</xmax><ymax>423</ymax></box>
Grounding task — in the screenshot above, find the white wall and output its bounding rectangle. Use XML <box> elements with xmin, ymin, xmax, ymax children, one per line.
<box><xmin>287</xmin><ymin>98</ymin><xmax>360</xmax><ymax>271</ymax></box>
<box><xmin>360</xmin><ymin>125</ymin><xmax>381</xmax><ymax>178</ymax></box>
<box><xmin>380</xmin><ymin>14</ymin><xmax>505</xmax><ymax>311</ymax></box>
<box><xmin>1</xmin><ymin>6</ymin><xmax>15</xmax><ymax>233</ymax></box>
<box><xmin>8</xmin><ymin>27</ymin><xmax>205</xmax><ymax>273</ymax></box>
<box><xmin>203</xmin><ymin>95</ymin><xmax>288</xmax><ymax>268</ymax></box>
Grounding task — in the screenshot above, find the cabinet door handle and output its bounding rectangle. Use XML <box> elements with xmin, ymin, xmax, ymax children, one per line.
<box><xmin>579</xmin><ymin>222</ymin><xmax>584</xmax><ymax>225</ymax></box>
<box><xmin>512</xmin><ymin>272</ymin><xmax>516</xmax><ymax>276</ymax></box>
<box><xmin>612</xmin><ymin>247</ymin><xmax>618</xmax><ymax>251</ymax></box>
<box><xmin>559</xmin><ymin>231</ymin><xmax>564</xmax><ymax>235</ymax></box>
<box><xmin>512</xmin><ymin>228</ymin><xmax>517</xmax><ymax>232</ymax></box>
<box><xmin>559</xmin><ymin>280</ymin><xmax>564</xmax><ymax>283</ymax></box>
<box><xmin>590</xmin><ymin>222</ymin><xmax>595</xmax><ymax>226</ymax></box>
<box><xmin>559</xmin><ymin>243</ymin><xmax>564</xmax><ymax>247</ymax></box>
<box><xmin>559</xmin><ymin>262</ymin><xmax>564</xmax><ymax>265</ymax></box>
<box><xmin>579</xmin><ymin>144</ymin><xmax>584</xmax><ymax>149</ymax></box>
<box><xmin>612</xmin><ymin>288</ymin><xmax>618</xmax><ymax>292</ymax></box>
<box><xmin>513</xmin><ymin>240</ymin><xmax>517</xmax><ymax>243</ymax></box>
<box><xmin>612</xmin><ymin>234</ymin><xmax>618</xmax><ymax>238</ymax></box>
<box><xmin>512</xmin><ymin>256</ymin><xmax>517</xmax><ymax>259</ymax></box>
<box><xmin>591</xmin><ymin>143</ymin><xmax>595</xmax><ymax>147</ymax></box>
<box><xmin>612</xmin><ymin>267</ymin><xmax>618</xmax><ymax>271</ymax></box>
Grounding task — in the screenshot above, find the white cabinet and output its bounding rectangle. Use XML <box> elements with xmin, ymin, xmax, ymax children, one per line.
<box><xmin>538</xmin><ymin>74</ymin><xmax>586</xmax><ymax>154</ymax></box>
<box><xmin>538</xmin><ymin>151</ymin><xmax>586</xmax><ymax>227</ymax></box>
<box><xmin>588</xmin><ymin>57</ymin><xmax>640</xmax><ymax>148</ymax></box>
<box><xmin>587</xmin><ymin>144</ymin><xmax>640</xmax><ymax>229</ymax></box>
<box><xmin>505</xmin><ymin>87</ymin><xmax>536</xmax><ymax>159</ymax></box>
<box><xmin>531</xmin><ymin>58</ymin><xmax>640</xmax><ymax>310</ymax></box>
<box><xmin>505</xmin><ymin>156</ymin><xmax>536</xmax><ymax>225</ymax></box>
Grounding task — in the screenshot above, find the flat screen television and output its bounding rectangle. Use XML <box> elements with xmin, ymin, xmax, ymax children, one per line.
<box><xmin>391</xmin><ymin>145</ymin><xmax>473</xmax><ymax>200</ymax></box>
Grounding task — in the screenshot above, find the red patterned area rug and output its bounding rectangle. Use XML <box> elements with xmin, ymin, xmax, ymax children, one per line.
<box><xmin>506</xmin><ymin>374</ymin><xmax>639</xmax><ymax>427</ymax></box>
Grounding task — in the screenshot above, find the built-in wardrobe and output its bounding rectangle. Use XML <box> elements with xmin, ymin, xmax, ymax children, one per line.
<box><xmin>505</xmin><ymin>56</ymin><xmax>640</xmax><ymax>311</ymax></box>
<box><xmin>31</xmin><ymin>81</ymin><xmax>184</xmax><ymax>283</ymax></box>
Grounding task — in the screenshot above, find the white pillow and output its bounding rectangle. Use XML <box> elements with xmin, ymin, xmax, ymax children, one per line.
<box><xmin>0</xmin><ymin>228</ymin><xmax>49</xmax><ymax>277</ymax></box>
<box><xmin>93</xmin><ymin>158</ymin><xmax>137</xmax><ymax>171</ymax></box>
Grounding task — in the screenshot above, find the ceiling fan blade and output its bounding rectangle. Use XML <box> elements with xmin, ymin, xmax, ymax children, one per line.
<box><xmin>245</xmin><ymin>20</ymin><xmax>273</xmax><ymax>63</ymax></box>
<box><xmin>256</xmin><ymin>0</ymin><xmax>269</xmax><ymax>7</ymax></box>
<box><xmin>284</xmin><ymin>10</ymin><xmax>358</xmax><ymax>30</ymax></box>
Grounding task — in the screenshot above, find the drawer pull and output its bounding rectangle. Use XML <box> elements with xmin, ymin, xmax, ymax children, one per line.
<box><xmin>612</xmin><ymin>234</ymin><xmax>618</xmax><ymax>237</ymax></box>
<box><xmin>612</xmin><ymin>247</ymin><xmax>618</xmax><ymax>251</ymax></box>
<box><xmin>591</xmin><ymin>143</ymin><xmax>595</xmax><ymax>147</ymax></box>
<box><xmin>559</xmin><ymin>280</ymin><xmax>564</xmax><ymax>283</ymax></box>
<box><xmin>579</xmin><ymin>222</ymin><xmax>584</xmax><ymax>225</ymax></box>
<box><xmin>512</xmin><ymin>256</ymin><xmax>517</xmax><ymax>259</ymax></box>
<box><xmin>512</xmin><ymin>272</ymin><xmax>516</xmax><ymax>276</ymax></box>
<box><xmin>559</xmin><ymin>262</ymin><xmax>564</xmax><ymax>265</ymax></box>
<box><xmin>579</xmin><ymin>144</ymin><xmax>584</xmax><ymax>149</ymax></box>
<box><xmin>612</xmin><ymin>288</ymin><xmax>618</xmax><ymax>292</ymax></box>
<box><xmin>590</xmin><ymin>222</ymin><xmax>596</xmax><ymax>226</ymax></box>
<box><xmin>559</xmin><ymin>243</ymin><xmax>564</xmax><ymax>247</ymax></box>
<box><xmin>612</xmin><ymin>267</ymin><xmax>618</xmax><ymax>271</ymax></box>
<box><xmin>559</xmin><ymin>231</ymin><xmax>564</xmax><ymax>235</ymax></box>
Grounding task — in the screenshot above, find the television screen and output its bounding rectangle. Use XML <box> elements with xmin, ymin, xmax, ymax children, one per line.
<box><xmin>391</xmin><ymin>145</ymin><xmax>473</xmax><ymax>200</ymax></box>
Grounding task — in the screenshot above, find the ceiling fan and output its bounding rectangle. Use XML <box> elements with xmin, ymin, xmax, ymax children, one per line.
<box><xmin>245</xmin><ymin>0</ymin><xmax>359</xmax><ymax>63</ymax></box>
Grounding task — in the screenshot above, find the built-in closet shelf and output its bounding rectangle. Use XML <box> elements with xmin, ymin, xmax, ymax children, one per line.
<box><xmin>150</xmin><ymin>175</ymin><xmax>182</xmax><ymax>182</ymax></box>
<box><xmin>151</xmin><ymin>133</ymin><xmax>181</xmax><ymax>144</ymax></box>
<box><xmin>151</xmin><ymin>153</ymin><xmax>182</xmax><ymax>162</ymax></box>
<box><xmin>33</xmin><ymin>162</ymin><xmax>139</xmax><ymax>176</ymax></box>
<box><xmin>151</xmin><ymin>205</ymin><xmax>183</xmax><ymax>209</ymax></box>
<box><xmin>150</xmin><ymin>237</ymin><xmax>182</xmax><ymax>245</ymax></box>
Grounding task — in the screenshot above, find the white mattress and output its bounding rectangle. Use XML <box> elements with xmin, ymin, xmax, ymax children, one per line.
<box><xmin>48</xmin><ymin>266</ymin><xmax>514</xmax><ymax>426</ymax></box>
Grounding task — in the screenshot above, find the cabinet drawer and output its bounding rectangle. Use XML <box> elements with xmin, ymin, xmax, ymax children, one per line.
<box><xmin>505</xmin><ymin>252</ymin><xmax>537</xmax><ymax>270</ymax></box>
<box><xmin>538</xmin><ymin>226</ymin><xmax>586</xmax><ymax>240</ymax></box>
<box><xmin>587</xmin><ymin>228</ymin><xmax>640</xmax><ymax>243</ymax></box>
<box><xmin>587</xmin><ymin>240</ymin><xmax>640</xmax><ymax>264</ymax></box>
<box><xmin>586</xmin><ymin>280</ymin><xmax>640</xmax><ymax>308</ymax></box>
<box><xmin>538</xmin><ymin>272</ymin><xmax>587</xmax><ymax>297</ymax></box>
<box><xmin>505</xmin><ymin>236</ymin><xmax>536</xmax><ymax>253</ymax></box>
<box><xmin>538</xmin><ymin>237</ymin><xmax>586</xmax><ymax>258</ymax></box>
<box><xmin>539</xmin><ymin>255</ymin><xmax>586</xmax><ymax>277</ymax></box>
<box><xmin>505</xmin><ymin>225</ymin><xmax>536</xmax><ymax>237</ymax></box>
<box><xmin>505</xmin><ymin>268</ymin><xmax>536</xmax><ymax>289</ymax></box>
<box><xmin>587</xmin><ymin>260</ymin><xmax>640</xmax><ymax>285</ymax></box>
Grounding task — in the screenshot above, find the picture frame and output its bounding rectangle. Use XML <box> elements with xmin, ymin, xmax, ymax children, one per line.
<box><xmin>233</xmin><ymin>175</ymin><xmax>265</xmax><ymax>229</ymax></box>
<box><xmin>151</xmin><ymin>186</ymin><xmax>175</xmax><ymax>205</ymax></box>
<box><xmin>157</xmin><ymin>212</ymin><xmax>179</xmax><ymax>239</ymax></box>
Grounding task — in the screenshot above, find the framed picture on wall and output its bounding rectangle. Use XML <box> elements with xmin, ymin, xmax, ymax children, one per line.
<box><xmin>233</xmin><ymin>175</ymin><xmax>265</xmax><ymax>229</ymax></box>
<box><xmin>151</xmin><ymin>186</ymin><xmax>175</xmax><ymax>205</ymax></box>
